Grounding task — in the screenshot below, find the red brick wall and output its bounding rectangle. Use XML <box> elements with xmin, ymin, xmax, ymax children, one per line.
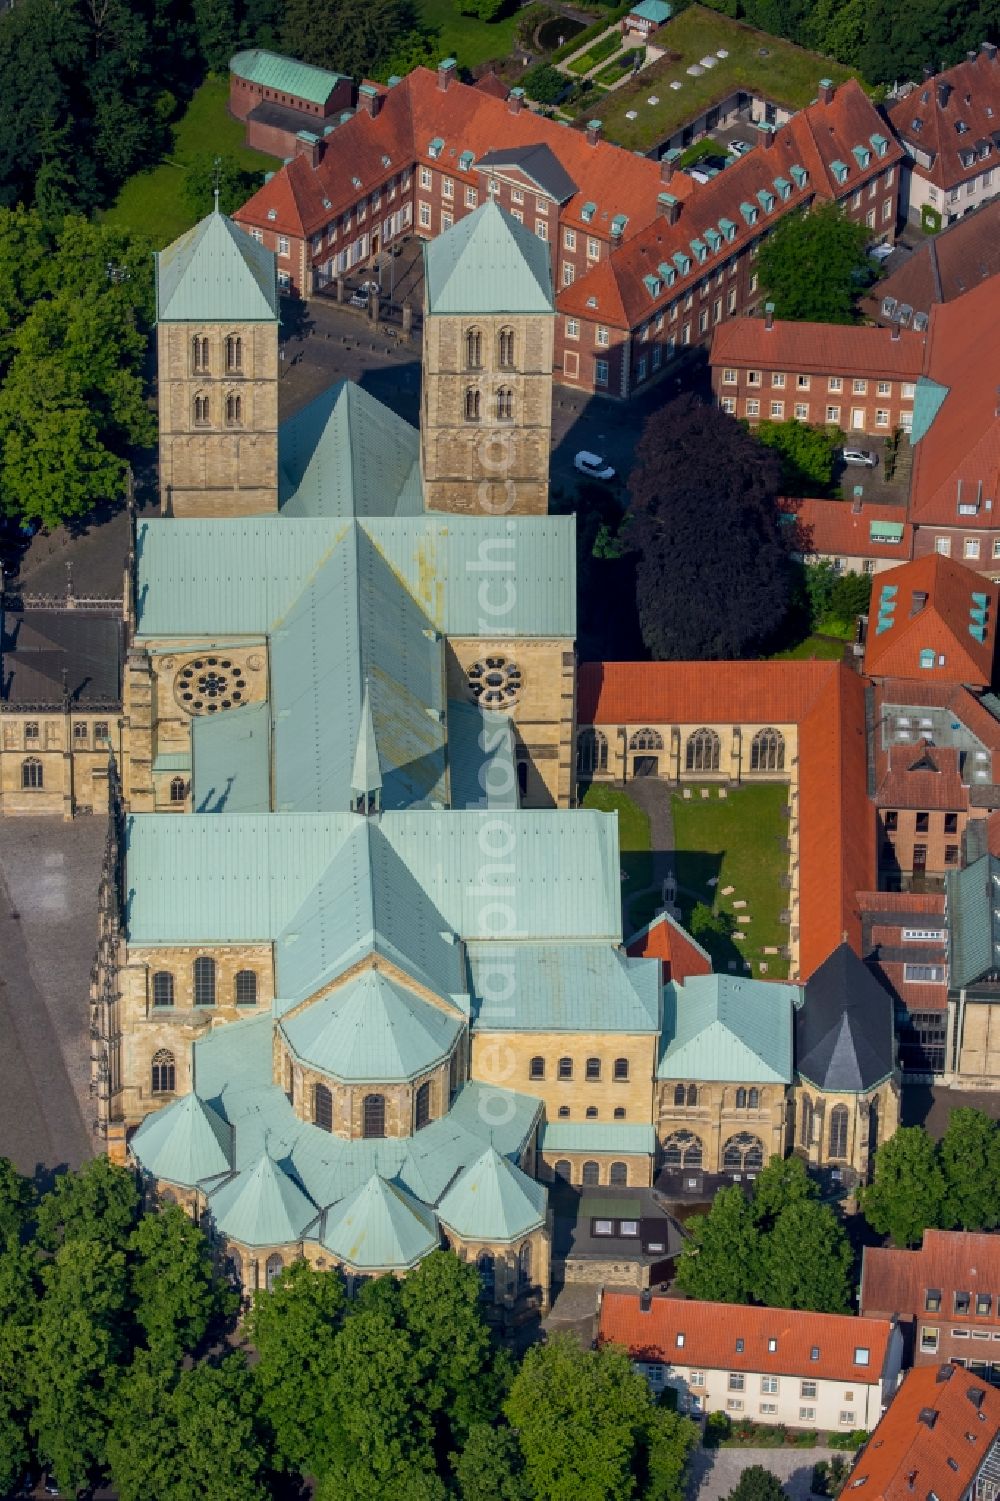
<box><xmin>713</xmin><ymin>363</ymin><xmax>916</xmax><ymax>434</ymax></box>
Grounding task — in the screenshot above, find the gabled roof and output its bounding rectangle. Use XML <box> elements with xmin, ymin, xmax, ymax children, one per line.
<box><xmin>947</xmin><ymin>853</ymin><xmax>1000</xmax><ymax>988</ymax></box>
<box><xmin>781</xmin><ymin>497</ymin><xmax>911</xmax><ymax>563</ymax></box>
<box><xmin>191</xmin><ymin>700</ymin><xmax>271</xmax><ymax>813</ymax></box>
<box><xmin>540</xmin><ymin>1122</ymin><xmax>657</xmax><ymax>1154</ymax></box>
<box><xmin>208</xmin><ymin>1152</ymin><xmax>318</xmax><ymax>1248</ymax></box>
<box><xmin>863</xmin><ymin>555</ymin><xmax>998</xmax><ymax>687</ymax></box>
<box><xmin>626</xmin><ymin>910</ymin><xmax>713</xmax><ymax>985</ymax></box>
<box><xmin>469</xmin><ymin>943</ymin><xmax>660</xmax><ymax>1032</ymax></box>
<box><xmin>863</xmin><ymin>200</ymin><xmax>1000</xmax><ymax>323</ymax></box>
<box><xmin>0</xmin><ymin>608</ymin><xmax>122</xmax><ymax>707</ymax></box>
<box><xmin>476</xmin><ymin>143</ymin><xmax>578</xmax><ymax>204</ymax></box>
<box><xmin>281</xmin><ymin>969</ymin><xmax>463</xmax><ymax>1083</ymax></box>
<box><xmin>229</xmin><ymin>48</ymin><xmax>347</xmax><ymax>105</ymax></box>
<box><xmin>130</xmin><ymin>1093</ymin><xmax>232</xmax><ymax>1189</ymax></box>
<box><xmin>658</xmin><ymin>973</ymin><xmax>795</xmax><ymax>1083</ymax></box>
<box><xmin>437</xmin><ymin>1146</ymin><xmax>546</xmax><ymax>1242</ymax></box>
<box><xmin>423</xmin><ymin>200</ymin><xmax>553</xmax><ymax>315</ymax></box>
<box><xmin>278</xmin><ymin>380</ymin><xmax>422</xmax><ymax>519</ymax></box>
<box><xmin>155</xmin><ymin>209</ymin><xmax>279</xmax><ymax>323</ymax></box>
<box><xmin>321</xmin><ymin>1174</ymin><xmax>439</xmax><ymax>1270</ymax></box>
<box><xmin>446</xmin><ymin>699</ymin><xmax>519</xmax><ymax>811</ymax></box>
<box><xmin>888</xmin><ymin>51</ymin><xmax>1000</xmax><ymax>191</ymax></box>
<box><xmin>711</xmin><ymin>317</ymin><xmax>925</xmax><ymax>380</ymax></box>
<box><xmin>861</xmin><ymin>1229</ymin><xmax>1000</xmax><ymax>1323</ymax></box>
<box><xmin>795</xmin><ymin>942</ymin><xmax>895</xmax><ymax>1091</ymax></box>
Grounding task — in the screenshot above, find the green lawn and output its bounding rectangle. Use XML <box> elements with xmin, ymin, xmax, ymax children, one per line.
<box><xmin>593</xmin><ymin>47</ymin><xmax>643</xmax><ymax>85</ymax></box>
<box><xmin>670</xmin><ymin>782</ymin><xmax>791</xmax><ymax>978</ymax></box>
<box><xmin>582</xmin><ymin>4</ymin><xmax>861</xmax><ymax>152</ymax></box>
<box><xmin>580</xmin><ymin>783</ymin><xmax>654</xmax><ymax>894</ymax></box>
<box><xmin>566</xmin><ymin>29</ymin><xmax>622</xmax><ymax>74</ymax></box>
<box><xmin>769</xmin><ymin>633</ymin><xmax>847</xmax><ymax>661</ymax></box>
<box><xmin>101</xmin><ymin>76</ymin><xmax>281</xmax><ymax>248</ymax></box>
<box><xmin>414</xmin><ymin>0</ymin><xmax>530</xmax><ymax>68</ymax></box>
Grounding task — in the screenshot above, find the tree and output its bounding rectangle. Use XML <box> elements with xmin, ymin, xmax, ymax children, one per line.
<box><xmin>246</xmin><ymin>1258</ymin><xmax>346</xmax><ymax>1476</ymax></box>
<box><xmin>674</xmin><ymin>1186</ymin><xmax>759</xmax><ymax>1304</ymax></box>
<box><xmin>939</xmin><ymin>1109</ymin><xmax>1000</xmax><ymax>1232</ymax></box>
<box><xmin>521</xmin><ymin>63</ymin><xmax>568</xmax><ymax>104</ymax></box>
<box><xmin>399</xmin><ymin>1250</ymin><xmax>502</xmax><ymax>1451</ymax></box>
<box><xmin>129</xmin><ymin>1204</ymin><xmax>236</xmax><ymax>1364</ymax></box>
<box><xmin>758</xmin><ymin>203</ymin><xmax>871</xmax><ymax>324</ymax></box>
<box><xmin>282</xmin><ymin>0</ymin><xmax>421</xmax><ymax>80</ymax></box>
<box><xmin>0</xmin><ymin>1241</ymin><xmax>40</xmax><ymax>1494</ymax></box>
<box><xmin>460</xmin><ymin>0</ymin><xmax>508</xmax><ymax>19</ymax></box>
<box><xmin>0</xmin><ymin>1157</ymin><xmax>33</xmax><ymax>1244</ymax></box>
<box><xmin>861</xmin><ymin>1126</ymin><xmax>948</xmax><ymax>1246</ymax></box>
<box><xmin>690</xmin><ymin>902</ymin><xmax>736</xmax><ymax>943</ymax></box>
<box><xmin>726</xmin><ymin>1465</ymin><xmax>788</xmax><ymax>1501</ymax></box>
<box><xmin>184</xmin><ymin>152</ymin><xmax>261</xmax><ymax>218</ymax></box>
<box><xmin>506</xmin><ymin>1335</ymin><xmax>694</xmax><ymax>1501</ymax></box>
<box><xmin>752</xmin><ymin>419</ymin><xmax>844</xmax><ymax>496</ymax></box>
<box><xmin>749</xmin><ymin>1153</ymin><xmax>816</xmax><ymax>1228</ymax></box>
<box><xmin>453</xmin><ymin>1423</ymin><xmax>532</xmax><ymax>1501</ymax></box>
<box><xmin>193</xmin><ymin>0</ymin><xmax>240</xmax><ymax>71</ymax></box>
<box><xmin>34</xmin><ymin>1156</ymin><xmax>141</xmax><ymax>1252</ymax></box>
<box><xmin>628</xmin><ymin>396</ymin><xmax>791</xmax><ymax>659</ymax></box>
<box><xmin>755</xmin><ymin>1198</ymin><xmax>853</xmax><ymax>1313</ymax></box>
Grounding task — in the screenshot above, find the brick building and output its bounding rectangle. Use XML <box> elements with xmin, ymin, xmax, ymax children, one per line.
<box><xmin>863</xmin><ymin>198</ymin><xmax>1000</xmax><ymax>327</ymax></box>
<box><xmin>229</xmin><ymin>48</ymin><xmax>352</xmax><ymax>159</ymax></box>
<box><xmin>861</xmin><ymin>1231</ymin><xmax>1000</xmax><ymax>1377</ymax></box>
<box><xmin>859</xmin><ymin>888</ymin><xmax>950</xmax><ymax>1074</ymax></box>
<box><xmin>781</xmin><ymin>497</ymin><xmax>911</xmax><ymax>576</ymax></box>
<box><xmin>889</xmin><ymin>45</ymin><xmax>1000</xmax><ymax>228</ymax></box>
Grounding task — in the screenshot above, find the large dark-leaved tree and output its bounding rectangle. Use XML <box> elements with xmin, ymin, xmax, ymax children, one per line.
<box><xmin>282</xmin><ymin>0</ymin><xmax>424</xmax><ymax>80</ymax></box>
<box><xmin>758</xmin><ymin>202</ymin><xmax>871</xmax><ymax>324</ymax></box>
<box><xmin>628</xmin><ymin>394</ymin><xmax>792</xmax><ymax>659</ymax></box>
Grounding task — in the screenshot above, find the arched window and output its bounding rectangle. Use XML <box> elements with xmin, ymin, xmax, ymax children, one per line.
<box><xmin>265</xmin><ymin>1253</ymin><xmax>283</xmax><ymax>1291</ymax></box>
<box><xmin>193</xmin><ymin>957</ymin><xmax>216</xmax><ymax>1007</ymax></box>
<box><xmin>629</xmin><ymin>727</ymin><xmax>664</xmax><ymax>751</ymax></box>
<box><xmin>477</xmin><ymin>1251</ymin><xmax>495</xmax><ymax>1296</ymax></box>
<box><xmin>21</xmin><ymin>758</ymin><xmax>43</xmax><ymax>790</ymax></box>
<box><xmin>169</xmin><ymin>776</ymin><xmax>186</xmax><ymax>803</ymax></box>
<box><xmin>314</xmin><ymin>1083</ymin><xmax>333</xmax><ymax>1132</ymax></box>
<box><xmin>800</xmin><ymin>1094</ymin><xmax>813</xmax><ymax>1146</ymax></box>
<box><xmin>192</xmin><ymin>335</ymin><xmax>209</xmax><ymax>373</ymax></box>
<box><xmin>558</xmin><ymin>1057</ymin><xmax>573</xmax><ymax>1080</ymax></box>
<box><xmin>585</xmin><ymin>1106</ymin><xmax>598</xmax><ymax>1119</ymax></box>
<box><xmin>553</xmin><ymin>1159</ymin><xmax>572</xmax><ymax>1181</ymax></box>
<box><xmin>152</xmin><ymin>971</ymin><xmax>174</xmax><ymax>1008</ymax></box>
<box><xmin>686</xmin><ymin>727</ymin><xmax>721</xmax><ymax>772</ymax></box>
<box><xmin>582</xmin><ymin>1161</ymin><xmax>600</xmax><ymax>1186</ymax></box>
<box><xmin>193</xmin><ymin>393</ymin><xmax>210</xmax><ymax>426</ymax></box>
<box><xmin>415</xmin><ymin>1080</ymin><xmax>431</xmax><ymax>1130</ymax></box>
<box><xmin>722</xmin><ymin>1132</ymin><xmax>765</xmax><ymax>1173</ymax></box>
<box><xmin>496</xmin><ymin>386</ymin><xmax>513</xmax><ymax>421</ymax></box>
<box><xmin>225</xmin><ymin>393</ymin><xmax>243</xmax><ymax>426</ymax></box>
<box><xmin>235</xmin><ymin>970</ymin><xmax>257</xmax><ymax>1006</ymax></box>
<box><xmin>498</xmin><ymin>327</ymin><xmax>515</xmax><ymax>368</ymax></box>
<box><xmin>530</xmin><ymin>1056</ymin><xmax>545</xmax><ymax>1080</ymax></box>
<box><xmin>465</xmin><ymin>328</ymin><xmax>482</xmax><ymax>368</ymax></box>
<box><xmin>464</xmin><ymin>386</ymin><xmax>480</xmax><ymax>422</ymax></box>
<box><xmin>449</xmin><ymin>1048</ymin><xmax>461</xmax><ymax>1097</ymax></box>
<box><xmin>609</xmin><ymin>1161</ymin><xmax>628</xmax><ymax>1187</ymax></box>
<box><xmin>614</xmin><ymin>1057</ymin><xmax>629</xmax><ymax>1081</ymax></box>
<box><xmin>614</xmin><ymin>1106</ymin><xmax>626</xmax><ymax>1119</ymax></box>
<box><xmin>225</xmin><ymin>334</ymin><xmax>242</xmax><ymax>373</ymax></box>
<box><xmin>363</xmin><ymin>1093</ymin><xmax>385</xmax><ymax>1138</ymax></box>
<box><xmin>748</xmin><ymin>1087</ymin><xmax>760</xmax><ymax>1109</ymax></box>
<box><xmin>151</xmin><ymin>1049</ymin><xmax>175</xmax><ymax>1093</ymax></box>
<box><xmin>662</xmin><ymin>1130</ymin><xmax>703</xmax><ymax>1167</ymax></box>
<box><xmin>586</xmin><ymin>1057</ymin><xmax>601</xmax><ymax>1081</ymax></box>
<box><xmin>829</xmin><ymin>1104</ymin><xmax>849</xmax><ymax>1158</ymax></box>
<box><xmin>750</xmin><ymin>727</ymin><xmax>785</xmax><ymax>772</ymax></box>
<box><xmin>673</xmin><ymin>1083</ymin><xmax>686</xmax><ymax>1107</ymax></box>
<box><xmin>735</xmin><ymin>1086</ymin><xmax>747</xmax><ymax>1109</ymax></box>
<box><xmin>517</xmin><ymin>1239</ymin><xmax>532</xmax><ymax>1291</ymax></box>
<box><xmin>577</xmin><ymin>729</ymin><xmax>608</xmax><ymax>776</ymax></box>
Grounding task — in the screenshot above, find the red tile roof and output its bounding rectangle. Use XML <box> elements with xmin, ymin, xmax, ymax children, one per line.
<box><xmin>578</xmin><ymin>661</ymin><xmax>873</xmax><ymax>980</ymax></box>
<box><xmin>875</xmin><ymin>740</ymin><xmax>968</xmax><ymax>810</ymax></box>
<box><xmin>598</xmin><ymin>1290</ymin><xmax>896</xmax><ymax>1383</ymax></box>
<box><xmin>858</xmin><ymin>889</ymin><xmax>948</xmax><ymax>916</ymax></box>
<box><xmin>863</xmin><ymin>555</ymin><xmax>998</xmax><ymax>686</ymax></box>
<box><xmin>474</xmin><ymin>70</ymin><xmax>510</xmax><ymax>100</ymax></box>
<box><xmin>861</xmin><ymin>1230</ymin><xmax>1000</xmax><ymax>1325</ymax></box>
<box><xmin>848</xmin><ymin>1364</ymin><xmax>1000</xmax><ymax>1501</ymax></box>
<box><xmin>626</xmin><ymin>910</ymin><xmax>713</xmax><ymax>983</ymax></box>
<box><xmin>561</xmin><ymin>80</ymin><xmax>903</xmax><ymax>328</ymax></box>
<box><xmin>862</xmin><ymin>200</ymin><xmax>1000</xmax><ymax>324</ymax></box>
<box><xmin>782</xmin><ymin>498</ymin><xmax>913</xmax><ymax>562</ymax></box>
<box><xmin>888</xmin><ymin>51</ymin><xmax>1000</xmax><ymax>191</ymax></box>
<box><xmin>908</xmin><ymin>277</ymin><xmax>1000</xmax><ymax>530</ymax></box>
<box><xmin>712</xmin><ymin>319</ymin><xmax>926</xmax><ymax>381</ymax></box>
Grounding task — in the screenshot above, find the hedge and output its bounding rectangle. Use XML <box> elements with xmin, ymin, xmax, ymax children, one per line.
<box><xmin>551</xmin><ymin>1</ymin><xmax>632</xmax><ymax>62</ymax></box>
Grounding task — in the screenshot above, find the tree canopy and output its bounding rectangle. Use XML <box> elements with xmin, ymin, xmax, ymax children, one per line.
<box><xmin>862</xmin><ymin>1110</ymin><xmax>1000</xmax><ymax>1246</ymax></box>
<box><xmin>751</xmin><ymin>419</ymin><xmax>844</xmax><ymax>497</ymax></box>
<box><xmin>726</xmin><ymin>1465</ymin><xmax>788</xmax><ymax>1501</ymax></box>
<box><xmin>627</xmin><ymin>394</ymin><xmax>792</xmax><ymax>660</ymax></box>
<box><xmin>758</xmin><ymin>203</ymin><xmax>872</xmax><ymax>324</ymax></box>
<box><xmin>281</xmin><ymin>0</ymin><xmax>430</xmax><ymax>82</ymax></box>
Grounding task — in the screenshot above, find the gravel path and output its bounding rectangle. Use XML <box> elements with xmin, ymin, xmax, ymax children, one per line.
<box><xmin>688</xmin><ymin>1445</ymin><xmax>839</xmax><ymax>1501</ymax></box>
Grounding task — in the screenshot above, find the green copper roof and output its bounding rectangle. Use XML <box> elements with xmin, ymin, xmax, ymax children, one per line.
<box><xmin>539</xmin><ymin>1122</ymin><xmax>656</xmax><ymax>1154</ymax></box>
<box><xmin>948</xmin><ymin>854</ymin><xmax>1000</xmax><ymax>989</ymax></box>
<box><xmin>130</xmin><ymin>1093</ymin><xmax>232</xmax><ymax>1189</ymax></box>
<box><xmin>156</xmin><ymin>210</ymin><xmax>279</xmax><ymax>323</ymax></box>
<box><xmin>447</xmin><ymin>700</ymin><xmax>518</xmax><ymax>811</ymax></box>
<box><xmin>230</xmin><ymin>47</ymin><xmax>346</xmax><ymax>105</ymax></box>
<box><xmin>208</xmin><ymin>1153</ymin><xmax>318</xmax><ymax>1248</ymax></box>
<box><xmin>278</xmin><ymin>381</ymin><xmax>422</xmax><ymax>519</ymax></box>
<box><xmin>191</xmin><ymin>701</ymin><xmax>271</xmax><ymax>813</ymax></box>
<box><xmin>437</xmin><ymin>1147</ymin><xmax>546</xmax><ymax>1242</ymax></box>
<box><xmin>630</xmin><ymin>0</ymin><xmax>672</xmax><ymax>19</ymax></box>
<box><xmin>351</xmin><ymin>683</ymin><xmax>382</xmax><ymax>797</ymax></box>
<box><xmin>658</xmin><ymin>974</ymin><xmax>795</xmax><ymax>1083</ymax></box>
<box><xmin>910</xmin><ymin>376</ymin><xmax>950</xmax><ymax>444</ymax></box>
<box><xmin>321</xmin><ymin>1175</ymin><xmax>439</xmax><ymax>1270</ymax></box>
<box><xmin>469</xmin><ymin>944</ymin><xmax>660</xmax><ymax>1032</ymax></box>
<box><xmin>152</xmin><ymin>750</ymin><xmax>191</xmax><ymax>772</ymax></box>
<box><xmin>424</xmin><ymin>200</ymin><xmax>553</xmax><ymax>316</ymax></box>
<box><xmin>281</xmin><ymin>970</ymin><xmax>462</xmax><ymax>1082</ymax></box>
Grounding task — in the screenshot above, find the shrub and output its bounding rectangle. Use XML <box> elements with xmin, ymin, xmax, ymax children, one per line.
<box><xmin>705</xmin><ymin>1411</ymin><xmax>732</xmax><ymax>1447</ymax></box>
<box><xmin>520</xmin><ymin>62</ymin><xmax>568</xmax><ymax>102</ymax></box>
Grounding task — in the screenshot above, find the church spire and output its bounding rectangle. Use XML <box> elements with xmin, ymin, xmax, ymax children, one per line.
<box><xmin>351</xmin><ymin>679</ymin><xmax>382</xmax><ymax>814</ymax></box>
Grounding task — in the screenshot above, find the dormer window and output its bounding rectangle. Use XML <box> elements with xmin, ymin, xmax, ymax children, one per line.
<box><xmin>691</xmin><ymin>238</ymin><xmax>708</xmax><ymax>263</ymax></box>
<box><xmin>736</xmin><ymin>1338</ymin><xmax>745</xmax><ymax>1352</ymax></box>
<box><xmin>644</xmin><ymin>274</ymin><xmax>661</xmax><ymax>297</ymax></box>
<box><xmin>757</xmin><ymin>189</ymin><xmax>774</xmax><ymax>213</ymax></box>
<box><xmin>830</xmin><ymin>160</ymin><xmax>849</xmax><ymax>184</ymax></box>
<box><xmin>870</xmin><ymin>133</ymin><xmax>889</xmax><ymax>157</ymax></box>
<box><xmin>740</xmin><ymin>201</ymin><xmax>757</xmax><ymax>225</ymax></box>
<box><xmin>790</xmin><ymin>164</ymin><xmax>808</xmax><ymax>188</ymax></box>
<box><xmin>853</xmin><ymin>145</ymin><xmax>871</xmax><ymax>169</ymax></box>
<box><xmin>774</xmin><ymin>177</ymin><xmax>792</xmax><ymax>201</ymax></box>
<box><xmin>267</xmin><ymin>208</ymin><xmax>277</xmax><ymax>221</ymax></box>
<box><xmin>428</xmin><ymin>137</ymin><xmax>444</xmax><ymax>159</ymax></box>
<box><xmin>955</xmin><ymin>1291</ymin><xmax>972</xmax><ymax>1314</ymax></box>
<box><xmin>955</xmin><ymin>121</ymin><xmax>969</xmax><ymax>135</ymax></box>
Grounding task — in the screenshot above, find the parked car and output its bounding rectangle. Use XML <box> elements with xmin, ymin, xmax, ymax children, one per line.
<box><xmin>727</xmin><ymin>138</ymin><xmax>753</xmax><ymax>157</ymax></box>
<box><xmin>842</xmin><ymin>448</ymin><xmax>878</xmax><ymax>467</ymax></box>
<box><xmin>359</xmin><ymin>279</ymin><xmax>381</xmax><ymax>294</ymax></box>
<box><xmin>868</xmin><ymin>242</ymin><xmax>894</xmax><ymax>261</ymax></box>
<box><xmin>686</xmin><ymin>155</ymin><xmax>728</xmax><ymax>183</ymax></box>
<box><xmin>574</xmin><ymin>451</ymin><xmax>616</xmax><ymax>480</ymax></box>
<box><xmin>349</xmin><ymin>290</ymin><xmax>369</xmax><ymax>308</ymax></box>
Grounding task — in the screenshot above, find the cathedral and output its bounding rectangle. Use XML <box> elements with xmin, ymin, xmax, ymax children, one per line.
<box><xmin>90</xmin><ymin>202</ymin><xmax>898</xmax><ymax>1316</ymax></box>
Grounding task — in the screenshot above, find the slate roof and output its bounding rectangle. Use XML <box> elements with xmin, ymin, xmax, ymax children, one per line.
<box><xmin>947</xmin><ymin>853</ymin><xmax>1000</xmax><ymax>989</ymax></box>
<box><xmin>280</xmin><ymin>970</ymin><xmax>463</xmax><ymax>1083</ymax></box>
<box><xmin>230</xmin><ymin>47</ymin><xmax>347</xmax><ymax>106</ymax></box>
<box><xmin>155</xmin><ymin>210</ymin><xmax>279</xmax><ymax>323</ymax></box>
<box><xmin>424</xmin><ymin>200</ymin><xmax>553</xmax><ymax>315</ymax></box>
<box><xmin>476</xmin><ymin>143</ymin><xmax>578</xmax><ymax>205</ymax></box>
<box><xmin>320</xmin><ymin>1175</ymin><xmax>439</xmax><ymax>1270</ymax></box>
<box><xmin>437</xmin><ymin>1146</ymin><xmax>546</xmax><ymax>1242</ymax></box>
<box><xmin>795</xmin><ymin>942</ymin><xmax>895</xmax><ymax>1091</ymax></box>
<box><xmin>658</xmin><ymin>973</ymin><xmax>795</xmax><ymax>1083</ymax></box>
<box><xmin>1</xmin><ymin>608</ymin><xmax>122</xmax><ymax>707</ymax></box>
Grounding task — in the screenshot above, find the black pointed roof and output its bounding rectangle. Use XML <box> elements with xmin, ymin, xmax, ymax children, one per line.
<box><xmin>795</xmin><ymin>943</ymin><xmax>895</xmax><ymax>1092</ymax></box>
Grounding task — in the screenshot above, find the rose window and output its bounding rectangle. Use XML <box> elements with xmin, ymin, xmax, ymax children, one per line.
<box><xmin>467</xmin><ymin>655</ymin><xmax>523</xmax><ymax>709</ymax></box>
<box><xmin>174</xmin><ymin>657</ymin><xmax>248</xmax><ymax>714</ymax></box>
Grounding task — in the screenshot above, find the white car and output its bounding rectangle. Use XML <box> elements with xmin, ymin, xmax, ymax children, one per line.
<box><xmin>842</xmin><ymin>448</ymin><xmax>878</xmax><ymax>467</ymax></box>
<box><xmin>868</xmin><ymin>243</ymin><xmax>894</xmax><ymax>261</ymax></box>
<box><xmin>727</xmin><ymin>138</ymin><xmax>753</xmax><ymax>157</ymax></box>
<box><xmin>574</xmin><ymin>451</ymin><xmax>616</xmax><ymax>480</ymax></box>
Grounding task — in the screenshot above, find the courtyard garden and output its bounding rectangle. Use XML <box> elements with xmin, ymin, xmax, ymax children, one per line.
<box><xmin>581</xmin><ymin>783</ymin><xmax>654</xmax><ymax>894</ymax></box>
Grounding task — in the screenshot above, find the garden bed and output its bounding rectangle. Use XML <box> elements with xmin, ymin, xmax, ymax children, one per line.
<box><xmin>566</xmin><ymin>29</ymin><xmax>623</xmax><ymax>74</ymax></box>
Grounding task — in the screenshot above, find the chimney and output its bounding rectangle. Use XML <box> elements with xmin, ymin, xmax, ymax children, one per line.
<box><xmin>586</xmin><ymin>118</ymin><xmax>603</xmax><ymax>146</ymax></box>
<box><xmin>764</xmin><ymin>301</ymin><xmax>775</xmax><ymax>329</ymax></box>
<box><xmin>657</xmin><ymin>192</ymin><xmax>681</xmax><ymax>224</ymax></box>
<box><xmin>294</xmin><ymin>131</ymin><xmax>321</xmax><ymax>168</ymax></box>
<box><xmin>757</xmin><ymin>120</ymin><xmax>775</xmax><ymax>146</ymax></box>
<box><xmin>982</xmin><ymin>41</ymin><xmax>998</xmax><ymax>62</ymax></box>
<box><xmin>891</xmin><ymin>322</ymin><xmax>901</xmax><ymax>340</ymax></box>
<box><xmin>967</xmin><ymin>49</ymin><xmax>978</xmax><ymax>62</ymax></box>
<box><xmin>508</xmin><ymin>86</ymin><xmax>524</xmax><ymax>115</ymax></box>
<box><xmin>937</xmin><ymin>80</ymin><xmax>952</xmax><ymax>107</ymax></box>
<box><xmin>923</xmin><ymin>63</ymin><xmax>935</xmax><ymax>79</ymax></box>
<box><xmin>639</xmin><ymin>1289</ymin><xmax>653</xmax><ymax>1313</ymax></box>
<box><xmin>818</xmin><ymin>77</ymin><xmax>835</xmax><ymax>104</ymax></box>
<box><xmin>660</xmin><ymin>152</ymin><xmax>676</xmax><ymax>183</ymax></box>
<box><xmin>438</xmin><ymin>56</ymin><xmax>456</xmax><ymax>91</ymax></box>
<box><xmin>358</xmin><ymin>82</ymin><xmax>382</xmax><ymax>118</ymax></box>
